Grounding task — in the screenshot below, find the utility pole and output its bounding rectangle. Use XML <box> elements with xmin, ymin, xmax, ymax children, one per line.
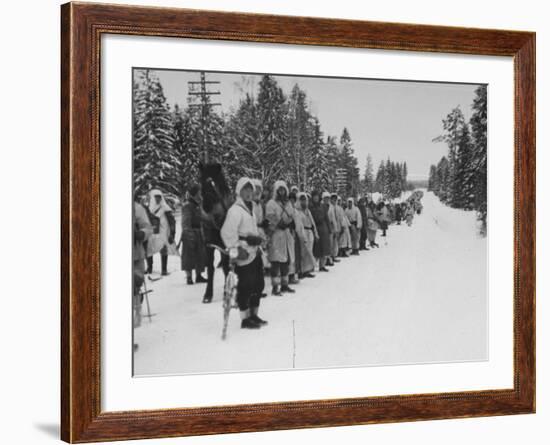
<box><xmin>335</xmin><ymin>168</ymin><xmax>348</xmax><ymax>197</ymax></box>
<box><xmin>188</xmin><ymin>72</ymin><xmax>221</xmax><ymax>163</ymax></box>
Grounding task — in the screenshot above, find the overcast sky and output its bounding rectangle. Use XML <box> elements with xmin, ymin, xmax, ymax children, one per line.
<box><xmin>147</xmin><ymin>68</ymin><xmax>482</xmax><ymax>180</ymax></box>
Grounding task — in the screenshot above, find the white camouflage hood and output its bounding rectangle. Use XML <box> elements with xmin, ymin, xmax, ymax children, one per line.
<box><xmin>272</xmin><ymin>180</ymin><xmax>289</xmax><ymax>199</ymax></box>
<box><xmin>235</xmin><ymin>177</ymin><xmax>254</xmax><ymax>197</ymax></box>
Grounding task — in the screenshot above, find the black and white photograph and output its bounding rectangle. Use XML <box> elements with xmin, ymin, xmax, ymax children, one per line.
<box><xmin>2</xmin><ymin>0</ymin><xmax>545</xmax><ymax>442</ymax></box>
<box><xmin>132</xmin><ymin>68</ymin><xmax>488</xmax><ymax>376</ymax></box>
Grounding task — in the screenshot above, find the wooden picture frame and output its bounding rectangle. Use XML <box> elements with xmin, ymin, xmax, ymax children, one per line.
<box><xmin>61</xmin><ymin>2</ymin><xmax>535</xmax><ymax>442</ymax></box>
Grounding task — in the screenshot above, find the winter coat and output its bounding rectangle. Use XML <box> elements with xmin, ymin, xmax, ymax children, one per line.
<box><xmin>295</xmin><ymin>205</ymin><xmax>318</xmax><ymax>240</ymax></box>
<box><xmin>146</xmin><ymin>190</ymin><xmax>176</xmax><ymax>256</ymax></box>
<box><xmin>358</xmin><ymin>204</ymin><xmax>368</xmax><ymax>234</ymax></box>
<box><xmin>310</xmin><ymin>202</ymin><xmax>331</xmax><ymax>257</ymax></box>
<box><xmin>180</xmin><ymin>198</ymin><xmax>206</xmax><ymax>271</ymax></box>
<box><xmin>336</xmin><ymin>205</ymin><xmax>349</xmax><ymax>229</ymax></box>
<box><xmin>265</xmin><ymin>198</ymin><xmax>296</xmax><ymax>264</ymax></box>
<box><xmin>336</xmin><ymin>205</ymin><xmax>351</xmax><ymax>249</ymax></box>
<box><xmin>405</xmin><ymin>206</ymin><xmax>415</xmax><ymax>223</ymax></box>
<box><xmin>292</xmin><ymin>203</ymin><xmax>306</xmax><ymax>243</ymax></box>
<box><xmin>376</xmin><ymin>206</ymin><xmax>390</xmax><ymax>231</ymax></box>
<box><xmin>288</xmin><ymin>201</ymin><xmax>304</xmax><ymax>275</ymax></box>
<box><xmin>345</xmin><ymin>203</ymin><xmax>362</xmax><ymax>250</ymax></box>
<box><xmin>345</xmin><ymin>205</ymin><xmax>363</xmax><ymax>229</ymax></box>
<box><xmin>295</xmin><ymin>204</ymin><xmax>317</xmax><ymax>273</ymax></box>
<box><xmin>221</xmin><ymin>195</ymin><xmax>261</xmax><ymax>267</ymax></box>
<box><xmin>366</xmin><ymin>206</ymin><xmax>380</xmax><ymax>231</ymax></box>
<box><xmin>327</xmin><ymin>203</ymin><xmax>339</xmax><ymax>234</ymax></box>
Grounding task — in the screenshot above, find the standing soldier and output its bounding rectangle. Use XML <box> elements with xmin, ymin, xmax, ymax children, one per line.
<box><xmin>133</xmin><ymin>198</ymin><xmax>153</xmax><ymax>349</ymax></box>
<box><xmin>336</xmin><ymin>196</ymin><xmax>351</xmax><ymax>257</ymax></box>
<box><xmin>401</xmin><ymin>202</ymin><xmax>408</xmax><ymax>224</ymax></box>
<box><xmin>357</xmin><ymin>197</ymin><xmax>369</xmax><ymax>250</ymax></box>
<box><xmin>220</xmin><ymin>177</ymin><xmax>266</xmax><ymax>329</ymax></box>
<box><xmin>377</xmin><ymin>201</ymin><xmax>391</xmax><ymax>237</ymax></box>
<box><xmin>312</xmin><ymin>191</ymin><xmax>332</xmax><ymax>272</ymax></box>
<box><xmin>252</xmin><ymin>179</ymin><xmax>270</xmax><ymax>274</ymax></box>
<box><xmin>265</xmin><ymin>180</ymin><xmax>296</xmax><ymax>296</ymax></box>
<box><xmin>345</xmin><ymin>198</ymin><xmax>363</xmax><ymax>255</ymax></box>
<box><xmin>405</xmin><ymin>203</ymin><xmax>415</xmax><ymax>226</ymax></box>
<box><xmin>252</xmin><ymin>179</ymin><xmax>269</xmax><ymax>298</ymax></box>
<box><xmin>394</xmin><ymin>201</ymin><xmax>403</xmax><ymax>225</ymax></box>
<box><xmin>328</xmin><ymin>193</ymin><xmax>341</xmax><ymax>264</ymax></box>
<box><xmin>288</xmin><ymin>190</ymin><xmax>302</xmax><ymax>285</ymax></box>
<box><xmin>180</xmin><ymin>184</ymin><xmax>207</xmax><ymax>288</ymax></box>
<box><xmin>295</xmin><ymin>192</ymin><xmax>317</xmax><ymax>278</ymax></box>
<box><xmin>366</xmin><ymin>200</ymin><xmax>380</xmax><ymax>248</ymax></box>
<box><xmin>146</xmin><ymin>189</ymin><xmax>176</xmax><ymax>276</ymax></box>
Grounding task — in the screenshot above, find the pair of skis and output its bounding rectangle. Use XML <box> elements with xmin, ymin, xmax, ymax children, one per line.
<box><xmin>207</xmin><ymin>244</ymin><xmax>239</xmax><ymax>341</ymax></box>
<box><xmin>145</xmin><ymin>246</ymin><xmax>238</xmax><ymax>340</ymax></box>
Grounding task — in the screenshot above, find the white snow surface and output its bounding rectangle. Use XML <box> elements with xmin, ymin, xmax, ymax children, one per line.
<box><xmin>134</xmin><ymin>191</ymin><xmax>487</xmax><ymax>376</ymax></box>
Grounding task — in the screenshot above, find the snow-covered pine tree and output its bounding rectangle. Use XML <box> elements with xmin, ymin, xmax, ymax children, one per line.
<box><xmin>434</xmin><ymin>106</ymin><xmax>466</xmax><ymax>207</ymax></box>
<box><xmin>429</xmin><ymin>89</ymin><xmax>487</xmax><ymax>233</ymax></box>
<box><xmin>325</xmin><ymin>135</ymin><xmax>340</xmax><ymax>192</ymax></box>
<box><xmin>470</xmin><ymin>85</ymin><xmax>488</xmax><ymax>233</ymax></box>
<box><xmin>384</xmin><ymin>159</ymin><xmax>391</xmax><ymax>198</ymax></box>
<box><xmin>172</xmin><ymin>104</ymin><xmax>201</xmax><ymax>197</ymax></box>
<box><xmin>339</xmin><ymin>128</ymin><xmax>360</xmax><ymax>197</ymax></box>
<box><xmin>395</xmin><ymin>162</ymin><xmax>403</xmax><ymax>195</ymax></box>
<box><xmin>392</xmin><ymin>161</ymin><xmax>404</xmax><ymax>199</ymax></box>
<box><xmin>363</xmin><ymin>154</ymin><xmax>375</xmax><ymax>194</ymax></box>
<box><xmin>384</xmin><ymin>159</ymin><xmax>394</xmax><ymax>198</ymax></box>
<box><xmin>428</xmin><ymin>164</ymin><xmax>437</xmax><ymax>191</ymax></box>
<box><xmin>223</xmin><ymin>93</ymin><xmax>261</xmax><ymax>185</ymax></box>
<box><xmin>173</xmin><ymin>88</ymin><xmax>228</xmax><ymax>191</ymax></box>
<box><xmin>375</xmin><ymin>161</ymin><xmax>386</xmax><ymax>194</ymax></box>
<box><xmin>307</xmin><ymin>117</ymin><xmax>330</xmax><ymax>192</ymax></box>
<box><xmin>133</xmin><ymin>69</ymin><xmax>179</xmax><ymax>199</ymax></box>
<box><xmin>201</xmin><ymin>108</ymin><xmax>227</xmax><ymax>168</ymax></box>
<box><xmin>286</xmin><ymin>84</ymin><xmax>312</xmax><ymax>189</ymax></box>
<box><xmin>452</xmin><ymin>122</ymin><xmax>475</xmax><ymax>210</ymax></box>
<box><xmin>435</xmin><ymin>156</ymin><xmax>451</xmax><ymax>203</ymax></box>
<box><xmin>256</xmin><ymin>75</ymin><xmax>288</xmax><ymax>187</ymax></box>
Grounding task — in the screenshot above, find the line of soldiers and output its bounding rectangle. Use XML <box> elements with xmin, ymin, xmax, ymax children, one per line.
<box><xmin>216</xmin><ymin>178</ymin><xmax>422</xmax><ymax>330</ymax></box>
<box><xmin>134</xmin><ymin>180</ymin><xmax>423</xmax><ymax>332</ymax></box>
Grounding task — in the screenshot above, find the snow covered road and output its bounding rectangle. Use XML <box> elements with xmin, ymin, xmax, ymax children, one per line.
<box><xmin>134</xmin><ymin>191</ymin><xmax>487</xmax><ymax>376</ymax></box>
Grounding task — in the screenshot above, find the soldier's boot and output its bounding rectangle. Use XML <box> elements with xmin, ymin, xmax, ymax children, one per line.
<box><xmin>161</xmin><ymin>255</ymin><xmax>169</xmax><ymax>276</ymax></box>
<box><xmin>250</xmin><ymin>305</ymin><xmax>268</xmax><ymax>325</ymax></box>
<box><xmin>271</xmin><ymin>276</ymin><xmax>282</xmax><ymax>296</ymax></box>
<box><xmin>280</xmin><ymin>276</ymin><xmax>295</xmax><ymax>294</ymax></box>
